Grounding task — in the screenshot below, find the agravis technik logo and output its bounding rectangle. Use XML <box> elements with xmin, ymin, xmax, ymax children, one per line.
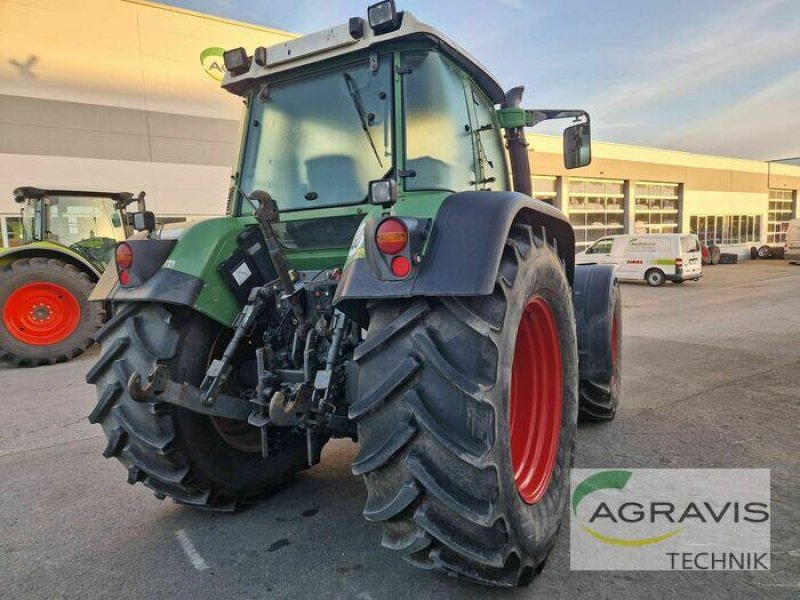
<box><xmin>570</xmin><ymin>469</ymin><xmax>770</xmax><ymax>571</ymax></box>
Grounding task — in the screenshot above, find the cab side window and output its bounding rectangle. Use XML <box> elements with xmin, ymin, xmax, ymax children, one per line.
<box><xmin>403</xmin><ymin>52</ymin><xmax>476</xmax><ymax>192</ymax></box>
<box><xmin>469</xmin><ymin>86</ymin><xmax>509</xmax><ymax>191</ymax></box>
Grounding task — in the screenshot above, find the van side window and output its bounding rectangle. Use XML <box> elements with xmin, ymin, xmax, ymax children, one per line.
<box><xmin>590</xmin><ymin>238</ymin><xmax>613</xmax><ymax>254</ymax></box>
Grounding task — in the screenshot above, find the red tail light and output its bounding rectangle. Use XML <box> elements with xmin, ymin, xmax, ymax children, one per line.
<box><xmin>390</xmin><ymin>255</ymin><xmax>411</xmax><ymax>278</ymax></box>
<box><xmin>116</xmin><ymin>243</ymin><xmax>133</xmax><ymax>269</ymax></box>
<box><xmin>675</xmin><ymin>258</ymin><xmax>683</xmax><ymax>267</ymax></box>
<box><xmin>376</xmin><ymin>218</ymin><xmax>408</xmax><ymax>255</ymax></box>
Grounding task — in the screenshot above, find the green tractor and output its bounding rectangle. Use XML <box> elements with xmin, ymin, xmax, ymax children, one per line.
<box><xmin>87</xmin><ymin>1</ymin><xmax>621</xmax><ymax>586</ymax></box>
<box><xmin>0</xmin><ymin>187</ymin><xmax>144</xmax><ymax>366</ymax></box>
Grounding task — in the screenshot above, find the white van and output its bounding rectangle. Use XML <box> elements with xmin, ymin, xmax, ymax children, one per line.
<box><xmin>785</xmin><ymin>219</ymin><xmax>800</xmax><ymax>264</ymax></box>
<box><xmin>577</xmin><ymin>233</ymin><xmax>703</xmax><ymax>286</ymax></box>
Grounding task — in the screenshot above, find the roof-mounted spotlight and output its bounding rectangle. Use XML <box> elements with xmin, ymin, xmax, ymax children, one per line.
<box><xmin>223</xmin><ymin>47</ymin><xmax>250</xmax><ymax>75</ymax></box>
<box><xmin>349</xmin><ymin>17</ymin><xmax>365</xmax><ymax>40</ymax></box>
<box><xmin>368</xmin><ymin>0</ymin><xmax>401</xmax><ymax>35</ymax></box>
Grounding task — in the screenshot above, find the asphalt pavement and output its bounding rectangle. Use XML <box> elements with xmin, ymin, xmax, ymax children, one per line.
<box><xmin>1</xmin><ymin>260</ymin><xmax>798</xmax><ymax>599</ymax></box>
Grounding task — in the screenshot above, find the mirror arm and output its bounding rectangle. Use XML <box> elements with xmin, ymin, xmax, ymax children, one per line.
<box><xmin>524</xmin><ymin>109</ymin><xmax>590</xmax><ymax>128</ymax></box>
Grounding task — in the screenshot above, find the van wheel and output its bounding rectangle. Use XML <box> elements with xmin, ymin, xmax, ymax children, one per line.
<box><xmin>645</xmin><ymin>269</ymin><xmax>665</xmax><ymax>287</ymax></box>
<box><xmin>757</xmin><ymin>245</ymin><xmax>771</xmax><ymax>259</ymax></box>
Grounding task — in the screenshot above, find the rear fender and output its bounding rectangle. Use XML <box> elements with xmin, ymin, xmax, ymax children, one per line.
<box><xmin>92</xmin><ymin>217</ymin><xmax>246</xmax><ymax>327</ymax></box>
<box><xmin>334</xmin><ymin>190</ymin><xmax>575</xmax><ymax>325</ymax></box>
<box><xmin>573</xmin><ymin>263</ymin><xmax>618</xmax><ymax>381</ymax></box>
<box><xmin>0</xmin><ymin>242</ymin><xmax>101</xmax><ymax>280</ymax></box>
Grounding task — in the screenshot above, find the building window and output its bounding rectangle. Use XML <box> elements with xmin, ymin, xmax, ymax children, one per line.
<box><xmin>634</xmin><ymin>182</ymin><xmax>680</xmax><ymax>233</ymax></box>
<box><xmin>532</xmin><ymin>176</ymin><xmax>557</xmax><ymax>205</ymax></box>
<box><xmin>1</xmin><ymin>216</ymin><xmax>25</xmax><ymax>248</ymax></box>
<box><xmin>568</xmin><ymin>178</ymin><xmax>625</xmax><ymax>250</ymax></box>
<box><xmin>690</xmin><ymin>214</ymin><xmax>761</xmax><ymax>246</ymax></box>
<box><xmin>767</xmin><ymin>189</ymin><xmax>795</xmax><ymax>244</ymax></box>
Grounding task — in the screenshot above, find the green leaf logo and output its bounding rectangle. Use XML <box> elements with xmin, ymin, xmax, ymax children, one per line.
<box><xmin>200</xmin><ymin>47</ymin><xmax>226</xmax><ymax>81</ymax></box>
<box><xmin>572</xmin><ymin>470</ymin><xmax>632</xmax><ymax>514</ymax></box>
<box><xmin>572</xmin><ymin>470</ymin><xmax>681</xmax><ymax>547</ymax></box>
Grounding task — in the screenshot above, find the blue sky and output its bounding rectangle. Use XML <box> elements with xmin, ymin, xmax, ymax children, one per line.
<box><xmin>163</xmin><ymin>0</ymin><xmax>800</xmax><ymax>160</ymax></box>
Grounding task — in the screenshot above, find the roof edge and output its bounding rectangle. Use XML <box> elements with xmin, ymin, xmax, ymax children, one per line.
<box><xmin>121</xmin><ymin>0</ymin><xmax>296</xmax><ymax>38</ymax></box>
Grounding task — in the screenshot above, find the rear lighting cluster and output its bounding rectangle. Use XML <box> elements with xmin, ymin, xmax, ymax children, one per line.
<box><xmin>116</xmin><ymin>242</ymin><xmax>133</xmax><ymax>286</ymax></box>
<box><xmin>675</xmin><ymin>258</ymin><xmax>683</xmax><ymax>268</ymax></box>
<box><xmin>376</xmin><ymin>218</ymin><xmax>411</xmax><ymax>278</ymax></box>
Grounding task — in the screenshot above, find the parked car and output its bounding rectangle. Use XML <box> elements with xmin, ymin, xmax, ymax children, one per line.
<box><xmin>577</xmin><ymin>233</ymin><xmax>703</xmax><ymax>286</ymax></box>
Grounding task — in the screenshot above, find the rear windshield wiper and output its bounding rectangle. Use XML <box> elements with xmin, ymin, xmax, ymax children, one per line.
<box><xmin>343</xmin><ymin>72</ymin><xmax>383</xmax><ymax>168</ymax></box>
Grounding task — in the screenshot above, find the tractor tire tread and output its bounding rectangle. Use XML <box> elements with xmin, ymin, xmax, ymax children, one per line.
<box><xmin>89</xmin><ymin>304</ymin><xmax>248</xmax><ymax>511</ymax></box>
<box><xmin>352</xmin><ymin>227</ymin><xmax>576</xmax><ymax>587</ymax></box>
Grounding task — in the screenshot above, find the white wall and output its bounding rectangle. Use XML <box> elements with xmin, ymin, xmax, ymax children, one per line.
<box><xmin>0</xmin><ymin>152</ymin><xmax>231</xmax><ymax>217</ymax></box>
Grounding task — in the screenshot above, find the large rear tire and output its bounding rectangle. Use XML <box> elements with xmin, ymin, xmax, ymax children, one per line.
<box><xmin>0</xmin><ymin>257</ymin><xmax>104</xmax><ymax>366</ymax></box>
<box><xmin>578</xmin><ymin>282</ymin><xmax>622</xmax><ymax>421</ymax></box>
<box><xmin>350</xmin><ymin>224</ymin><xmax>578</xmax><ymax>586</ymax></box>
<box><xmin>86</xmin><ymin>303</ymin><xmax>310</xmax><ymax>510</ymax></box>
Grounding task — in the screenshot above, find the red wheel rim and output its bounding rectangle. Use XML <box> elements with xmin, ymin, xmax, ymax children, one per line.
<box><xmin>2</xmin><ymin>282</ymin><xmax>81</xmax><ymax>345</ymax></box>
<box><xmin>509</xmin><ymin>297</ymin><xmax>563</xmax><ymax>504</ymax></box>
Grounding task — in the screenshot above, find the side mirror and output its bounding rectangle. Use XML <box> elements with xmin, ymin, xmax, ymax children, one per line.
<box><xmin>564</xmin><ymin>122</ymin><xmax>591</xmax><ymax>169</ymax></box>
<box><xmin>584</xmin><ymin>246</ymin><xmax>593</xmax><ymax>254</ymax></box>
<box><xmin>131</xmin><ymin>211</ymin><xmax>156</xmax><ymax>232</ymax></box>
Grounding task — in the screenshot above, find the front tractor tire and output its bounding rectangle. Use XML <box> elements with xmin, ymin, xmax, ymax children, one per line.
<box><xmin>350</xmin><ymin>224</ymin><xmax>578</xmax><ymax>586</ymax></box>
<box><xmin>86</xmin><ymin>303</ymin><xmax>310</xmax><ymax>510</ymax></box>
<box><xmin>0</xmin><ymin>257</ymin><xmax>104</xmax><ymax>366</ymax></box>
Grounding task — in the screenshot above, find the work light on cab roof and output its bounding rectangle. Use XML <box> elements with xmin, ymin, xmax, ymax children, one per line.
<box><xmin>368</xmin><ymin>0</ymin><xmax>401</xmax><ymax>34</ymax></box>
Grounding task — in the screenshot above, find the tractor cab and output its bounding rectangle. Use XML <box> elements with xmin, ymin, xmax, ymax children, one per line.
<box><xmin>12</xmin><ymin>187</ymin><xmax>144</xmax><ymax>271</ymax></box>
<box><xmin>221</xmin><ymin>2</ymin><xmax>591</xmax><ymax>254</ymax></box>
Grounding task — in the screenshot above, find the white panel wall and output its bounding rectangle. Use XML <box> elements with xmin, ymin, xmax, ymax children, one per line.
<box><xmin>0</xmin><ymin>152</ymin><xmax>230</xmax><ymax>216</ymax></box>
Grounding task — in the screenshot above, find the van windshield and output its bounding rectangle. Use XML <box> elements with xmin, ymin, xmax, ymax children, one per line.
<box><xmin>681</xmin><ymin>236</ymin><xmax>700</xmax><ymax>253</ymax></box>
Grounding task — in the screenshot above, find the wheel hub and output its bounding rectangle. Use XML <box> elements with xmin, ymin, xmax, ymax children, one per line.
<box><xmin>211</xmin><ymin>416</ymin><xmax>263</xmax><ymax>453</ymax></box>
<box><xmin>2</xmin><ymin>282</ymin><xmax>81</xmax><ymax>345</ymax></box>
<box><xmin>509</xmin><ymin>296</ymin><xmax>563</xmax><ymax>504</ymax></box>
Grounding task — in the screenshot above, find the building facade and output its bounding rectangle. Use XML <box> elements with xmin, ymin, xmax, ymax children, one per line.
<box><xmin>2</xmin><ymin>0</ymin><xmax>798</xmax><ymax>256</ymax></box>
<box><xmin>0</xmin><ymin>0</ymin><xmax>294</xmax><ymax>246</ymax></box>
<box><xmin>527</xmin><ymin>135</ymin><xmax>800</xmax><ymax>255</ymax></box>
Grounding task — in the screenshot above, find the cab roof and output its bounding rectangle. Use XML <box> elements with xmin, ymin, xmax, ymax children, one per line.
<box><xmin>13</xmin><ymin>187</ymin><xmax>137</xmax><ymax>205</ymax></box>
<box><xmin>222</xmin><ymin>10</ymin><xmax>505</xmax><ymax>104</ymax></box>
